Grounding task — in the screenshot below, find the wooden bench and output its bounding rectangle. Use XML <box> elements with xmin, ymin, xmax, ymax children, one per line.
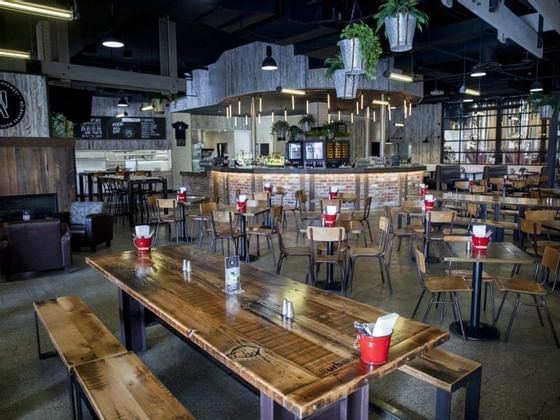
<box><xmin>398</xmin><ymin>348</ymin><xmax>482</xmax><ymax>420</ymax></box>
<box><xmin>73</xmin><ymin>352</ymin><xmax>194</xmax><ymax>420</ymax></box>
<box><xmin>34</xmin><ymin>295</ymin><xmax>193</xmax><ymax>419</ymax></box>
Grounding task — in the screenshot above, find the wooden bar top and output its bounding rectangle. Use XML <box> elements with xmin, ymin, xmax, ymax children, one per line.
<box><xmin>86</xmin><ymin>245</ymin><xmax>448</xmax><ymax>418</ymax></box>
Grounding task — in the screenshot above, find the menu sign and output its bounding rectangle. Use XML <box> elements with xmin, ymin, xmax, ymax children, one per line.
<box><xmin>76</xmin><ymin>117</ymin><xmax>165</xmax><ymax>140</ymax></box>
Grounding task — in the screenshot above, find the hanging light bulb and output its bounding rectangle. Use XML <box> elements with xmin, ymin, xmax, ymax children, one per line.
<box><xmin>225</xmin><ymin>104</ymin><xmax>229</xmax><ymax>119</ymax></box>
<box><xmin>351</xmin><ymin>113</ymin><xmax>354</xmax><ymax>124</ymax></box>
<box><xmin>388</xmin><ymin>104</ymin><xmax>392</xmax><ymax>121</ymax></box>
<box><xmin>291</xmin><ymin>95</ymin><xmax>295</xmax><ymax>110</ymax></box>
<box><xmin>338</xmin><ymin>110</ymin><xmax>341</xmax><ymax>121</ymax></box>
<box><xmin>259</xmin><ymin>95</ymin><xmax>262</xmax><ymax>113</ymax></box>
<box><xmin>238</xmin><ymin>98</ymin><xmax>241</xmax><ymax>115</ymax></box>
<box><xmin>366</xmin><ymin>106</ymin><xmax>370</xmax><ymax>119</ymax></box>
<box><xmin>234</xmin><ymin>116</ymin><xmax>237</xmax><ymax>127</ymax></box>
<box><xmin>305</xmin><ymin>100</ymin><xmax>309</xmax><ymax>114</ymax></box>
<box><xmin>373</xmin><ymin>110</ymin><xmax>376</xmax><ymax>122</ymax></box>
<box><xmin>271</xmin><ymin>111</ymin><xmax>274</xmax><ymax>122</ymax></box>
<box><xmin>245</xmin><ymin>114</ymin><xmax>248</xmax><ymax>126</ymax></box>
<box><xmin>356</xmin><ymin>101</ymin><xmax>359</xmax><ymax>115</ymax></box>
<box><xmin>361</xmin><ymin>93</ymin><xmax>364</xmax><ymax>110</ymax></box>
<box><xmin>258</xmin><ymin>113</ymin><xmax>261</xmax><ymax>124</ymax></box>
<box><xmin>404</xmin><ymin>99</ymin><xmax>407</xmax><ymax>119</ymax></box>
<box><xmin>284</xmin><ymin>108</ymin><xmax>288</xmax><ymax>121</ymax></box>
<box><xmin>409</xmin><ymin>101</ymin><xmax>412</xmax><ymax>117</ymax></box>
<box><xmin>328</xmin><ymin>113</ymin><xmax>331</xmax><ymax>124</ymax></box>
<box><xmin>327</xmin><ymin>93</ymin><xmax>330</xmax><ymax>110</ymax></box>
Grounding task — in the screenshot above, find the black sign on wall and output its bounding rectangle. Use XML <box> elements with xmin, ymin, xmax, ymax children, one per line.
<box><xmin>75</xmin><ymin>116</ymin><xmax>166</xmax><ymax>140</ymax></box>
<box><xmin>0</xmin><ymin>80</ymin><xmax>26</xmax><ymax>129</ymax></box>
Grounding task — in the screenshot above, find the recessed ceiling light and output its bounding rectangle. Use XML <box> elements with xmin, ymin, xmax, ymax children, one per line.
<box><xmin>470</xmin><ymin>64</ymin><xmax>487</xmax><ymax>78</ymax></box>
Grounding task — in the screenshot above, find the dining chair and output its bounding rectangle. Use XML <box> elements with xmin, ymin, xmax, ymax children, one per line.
<box><xmin>252</xmin><ymin>192</ymin><xmax>270</xmax><ymax>202</ymax></box>
<box><xmin>247</xmin><ymin>206</ymin><xmax>282</xmax><ymax>264</ymax></box>
<box><xmin>424</xmin><ymin>210</ymin><xmax>458</xmax><ymax>257</ymax></box>
<box><xmin>413</xmin><ymin>247</ymin><xmax>472</xmax><ymax>342</ymax></box>
<box><xmin>454</xmin><ymin>180</ymin><xmax>470</xmax><ymax>192</ymax></box>
<box><xmin>347</xmin><ymin>216</ymin><xmax>393</xmax><ymax>295</ymax></box>
<box><xmin>495</xmin><ymin>246</ymin><xmax>560</xmax><ymax>347</ymax></box>
<box><xmin>351</xmin><ymin>196</ymin><xmax>374</xmax><ymax>245</ymax></box>
<box><xmin>470</xmin><ymin>185</ymin><xmax>486</xmax><ymax>194</ymax></box>
<box><xmin>385</xmin><ymin>205</ymin><xmax>423</xmax><ymax>258</ymax></box>
<box><xmin>443</xmin><ymin>235</ymin><xmax>497</xmax><ymax>324</ymax></box>
<box><xmin>275</xmin><ymin>219</ymin><xmax>314</xmax><ymax>284</ymax></box>
<box><xmin>191</xmin><ymin>201</ymin><xmax>217</xmax><ymax>248</ymax></box>
<box><xmin>338</xmin><ymin>192</ymin><xmax>358</xmax><ymax>212</ymax></box>
<box><xmin>209</xmin><ymin>210</ymin><xmax>242</xmax><ymax>256</ymax></box>
<box><xmin>306</xmin><ymin>226</ymin><xmax>348</xmax><ymax>294</ymax></box>
<box><xmin>153</xmin><ymin>198</ymin><xmax>181</xmax><ymax>246</ymax></box>
<box><xmin>294</xmin><ymin>192</ymin><xmax>321</xmax><ymax>242</ymax></box>
<box><xmin>518</xmin><ymin>210</ymin><xmax>558</xmax><ymax>257</ymax></box>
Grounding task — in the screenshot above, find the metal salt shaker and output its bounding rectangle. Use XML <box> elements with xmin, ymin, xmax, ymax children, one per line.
<box><xmin>182</xmin><ymin>258</ymin><xmax>191</xmax><ymax>272</ymax></box>
<box><xmin>285</xmin><ymin>301</ymin><xmax>295</xmax><ymax>320</ymax></box>
<box><xmin>281</xmin><ymin>298</ymin><xmax>288</xmax><ymax>317</ymax></box>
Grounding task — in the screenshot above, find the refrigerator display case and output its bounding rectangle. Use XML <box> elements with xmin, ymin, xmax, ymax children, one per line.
<box><xmin>304</xmin><ymin>140</ymin><xmax>325</xmax><ymax>166</ymax></box>
<box><xmin>285</xmin><ymin>141</ymin><xmax>303</xmax><ymax>166</ymax></box>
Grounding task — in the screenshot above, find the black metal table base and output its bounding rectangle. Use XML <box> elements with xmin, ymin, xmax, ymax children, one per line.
<box><xmin>425</xmin><ymin>256</ymin><xmax>441</xmax><ymax>264</ymax></box>
<box><xmin>314</xmin><ymin>280</ymin><xmax>343</xmax><ymax>292</ymax></box>
<box><xmin>449</xmin><ymin>320</ymin><xmax>500</xmax><ymax>341</ymax></box>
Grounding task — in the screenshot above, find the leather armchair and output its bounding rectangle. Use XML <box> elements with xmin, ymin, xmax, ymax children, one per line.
<box><xmin>1</xmin><ymin>220</ymin><xmax>71</xmax><ymax>279</ymax></box>
<box><xmin>66</xmin><ymin>202</ymin><xmax>113</xmax><ymax>252</ymax></box>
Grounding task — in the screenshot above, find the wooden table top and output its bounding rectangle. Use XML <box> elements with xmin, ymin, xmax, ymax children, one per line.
<box><xmin>222</xmin><ymin>206</ymin><xmax>270</xmax><ymax>217</ymax></box>
<box><xmin>177</xmin><ymin>196</ymin><xmax>206</xmax><ymax>206</ymax></box>
<box><xmin>86</xmin><ymin>245</ymin><xmax>448</xmax><ymax>418</ymax></box>
<box><xmin>436</xmin><ymin>241</ymin><xmax>535</xmax><ymax>264</ymax></box>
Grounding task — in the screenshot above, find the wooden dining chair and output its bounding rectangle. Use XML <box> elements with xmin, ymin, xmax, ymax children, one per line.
<box><xmin>192</xmin><ymin>201</ymin><xmax>217</xmax><ymax>248</ymax></box>
<box><xmin>306</xmin><ymin>226</ymin><xmax>348</xmax><ymax>294</ymax></box>
<box><xmin>247</xmin><ymin>205</ymin><xmax>282</xmax><ymax>264</ymax></box>
<box><xmin>253</xmin><ymin>191</ymin><xmax>270</xmax><ymax>201</ymax></box>
<box><xmin>347</xmin><ymin>216</ymin><xmax>393</xmax><ymax>295</ymax></box>
<box><xmin>385</xmin><ymin>206</ymin><xmax>423</xmax><ymax>258</ymax></box>
<box><xmin>351</xmin><ymin>196</ymin><xmax>374</xmax><ymax>245</ymax></box>
<box><xmin>495</xmin><ymin>246</ymin><xmax>560</xmax><ymax>347</ymax></box>
<box><xmin>294</xmin><ymin>192</ymin><xmax>321</xmax><ymax>242</ymax></box>
<box><xmin>519</xmin><ymin>210</ymin><xmax>559</xmax><ymax>257</ymax></box>
<box><xmin>209</xmin><ymin>210</ymin><xmax>242</xmax><ymax>256</ymax></box>
<box><xmin>276</xmin><ymin>218</ymin><xmax>314</xmax><ymax>283</ymax></box>
<box><xmin>424</xmin><ymin>210</ymin><xmax>458</xmax><ymax>257</ymax></box>
<box><xmin>320</xmin><ymin>198</ymin><xmax>342</xmax><ymax>214</ymax></box>
<box><xmin>413</xmin><ymin>247</ymin><xmax>472</xmax><ymax>342</ymax></box>
<box><xmin>153</xmin><ymin>198</ymin><xmax>181</xmax><ymax>245</ymax></box>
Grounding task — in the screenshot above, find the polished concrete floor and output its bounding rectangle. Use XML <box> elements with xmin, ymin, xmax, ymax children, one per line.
<box><xmin>1</xmin><ymin>211</ymin><xmax>560</xmax><ymax>419</ymax></box>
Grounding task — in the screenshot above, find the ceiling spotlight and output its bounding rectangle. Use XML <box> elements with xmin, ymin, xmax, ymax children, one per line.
<box><xmin>384</xmin><ymin>70</ymin><xmax>414</xmax><ymax>83</ymax></box>
<box><xmin>459</xmin><ymin>85</ymin><xmax>480</xmax><ymax>96</ymax></box>
<box><xmin>102</xmin><ymin>31</ymin><xmax>124</xmax><ymax>48</ymax></box>
<box><xmin>463</xmin><ymin>98</ymin><xmax>474</xmax><ymax>103</ymax></box>
<box><xmin>529</xmin><ymin>81</ymin><xmax>543</xmax><ymax>93</ymax></box>
<box><xmin>261</xmin><ymin>46</ymin><xmax>277</xmax><ymax>71</ymax></box>
<box><xmin>117</xmin><ymin>97</ymin><xmax>128</xmax><ymax>107</ymax></box>
<box><xmin>0</xmin><ymin>48</ymin><xmax>30</xmax><ymax>59</ymax></box>
<box><xmin>277</xmin><ymin>87</ymin><xmax>305</xmax><ymax>95</ymax></box>
<box><xmin>0</xmin><ymin>0</ymin><xmax>73</xmax><ymax>20</ymax></box>
<box><xmin>470</xmin><ymin>64</ymin><xmax>487</xmax><ymax>78</ymax></box>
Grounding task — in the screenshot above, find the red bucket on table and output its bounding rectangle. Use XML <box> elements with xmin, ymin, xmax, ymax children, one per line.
<box><xmin>134</xmin><ymin>237</ymin><xmax>152</xmax><ymax>253</ymax></box>
<box><xmin>177</xmin><ymin>191</ymin><xmax>186</xmax><ymax>202</ymax></box>
<box><xmin>420</xmin><ymin>186</ymin><xmax>429</xmax><ymax>196</ymax></box>
<box><xmin>264</xmin><ymin>185</ymin><xmax>272</xmax><ymax>193</ymax></box>
<box><xmin>237</xmin><ymin>201</ymin><xmax>247</xmax><ymax>213</ymax></box>
<box><xmin>324</xmin><ymin>213</ymin><xmax>337</xmax><ymax>227</ymax></box>
<box><xmin>329</xmin><ymin>191</ymin><xmax>338</xmax><ymax>199</ymax></box>
<box><xmin>123</xmin><ymin>170</ymin><xmax>130</xmax><ymax>180</ymax></box>
<box><xmin>472</xmin><ymin>236</ymin><xmax>490</xmax><ymax>250</ymax></box>
<box><xmin>424</xmin><ymin>200</ymin><xmax>435</xmax><ymax>211</ymax></box>
<box><xmin>358</xmin><ymin>334</ymin><xmax>392</xmax><ymax>365</ymax></box>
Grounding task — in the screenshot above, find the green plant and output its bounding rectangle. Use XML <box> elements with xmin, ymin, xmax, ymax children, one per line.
<box><xmin>340</xmin><ymin>21</ymin><xmax>383</xmax><ymax>80</ymax></box>
<box><xmin>298</xmin><ymin>114</ymin><xmax>316</xmax><ymax>125</ymax></box>
<box><xmin>49</xmin><ymin>112</ymin><xmax>74</xmax><ymax>137</ymax></box>
<box><xmin>288</xmin><ymin>125</ymin><xmax>303</xmax><ymax>140</ymax></box>
<box><xmin>324</xmin><ymin>54</ymin><xmax>344</xmax><ymax>79</ymax></box>
<box><xmin>271</xmin><ymin>120</ymin><xmax>290</xmax><ymax>135</ymax></box>
<box><xmin>374</xmin><ymin>0</ymin><xmax>429</xmax><ymax>33</ymax></box>
<box><xmin>527</xmin><ymin>93</ymin><xmax>559</xmax><ymax>111</ymax></box>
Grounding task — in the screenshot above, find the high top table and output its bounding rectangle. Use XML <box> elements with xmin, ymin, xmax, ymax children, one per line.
<box><xmin>86</xmin><ymin>245</ymin><xmax>448</xmax><ymax>420</ymax></box>
<box><xmin>435</xmin><ymin>241</ymin><xmax>534</xmax><ymax>341</ymax></box>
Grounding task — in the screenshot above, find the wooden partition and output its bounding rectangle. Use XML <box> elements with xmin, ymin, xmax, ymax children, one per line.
<box><xmin>0</xmin><ymin>138</ymin><xmax>76</xmax><ymax>211</ymax></box>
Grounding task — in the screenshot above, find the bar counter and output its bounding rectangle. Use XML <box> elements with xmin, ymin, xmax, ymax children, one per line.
<box><xmin>181</xmin><ymin>165</ymin><xmax>426</xmax><ymax>209</ymax></box>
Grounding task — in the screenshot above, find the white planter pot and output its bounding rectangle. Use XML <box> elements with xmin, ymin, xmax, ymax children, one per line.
<box><xmin>333</xmin><ymin>70</ymin><xmax>359</xmax><ymax>99</ymax></box>
<box><xmin>338</xmin><ymin>39</ymin><xmax>364</xmax><ymax>75</ymax></box>
<box><xmin>302</xmin><ymin>121</ymin><xmax>313</xmax><ymax>133</ymax></box>
<box><xmin>539</xmin><ymin>105</ymin><xmax>553</xmax><ymax>120</ymax></box>
<box><xmin>275</xmin><ymin>127</ymin><xmax>287</xmax><ymax>140</ymax></box>
<box><xmin>384</xmin><ymin>13</ymin><xmax>416</xmax><ymax>52</ymax></box>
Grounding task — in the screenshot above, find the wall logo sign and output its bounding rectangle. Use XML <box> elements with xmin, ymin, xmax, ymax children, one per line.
<box><xmin>0</xmin><ymin>80</ymin><xmax>26</xmax><ymax>129</ymax></box>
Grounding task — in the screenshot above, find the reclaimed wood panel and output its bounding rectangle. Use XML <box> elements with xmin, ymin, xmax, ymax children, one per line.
<box><xmin>86</xmin><ymin>245</ymin><xmax>448</xmax><ymax>418</ymax></box>
<box><xmin>0</xmin><ymin>73</ymin><xmax>49</xmax><ymax>137</ymax></box>
<box><xmin>0</xmin><ymin>138</ymin><xmax>76</xmax><ymax>211</ymax></box>
<box><xmin>33</xmin><ymin>295</ymin><xmax>127</xmax><ymax>369</ymax></box>
<box><xmin>74</xmin><ymin>352</ymin><xmax>194</xmax><ymax>419</ymax></box>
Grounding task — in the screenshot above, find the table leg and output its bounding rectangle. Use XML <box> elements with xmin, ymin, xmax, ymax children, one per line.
<box><xmin>96</xmin><ymin>177</ymin><xmax>103</xmax><ymax>201</ymax></box>
<box><xmin>179</xmin><ymin>204</ymin><xmax>187</xmax><ymax>241</ymax></box>
<box><xmin>78</xmin><ymin>174</ymin><xmax>85</xmax><ymax>202</ymax></box>
<box><xmin>118</xmin><ymin>290</ymin><xmax>146</xmax><ymax>351</ymax></box>
<box><xmin>87</xmin><ymin>174</ymin><xmax>94</xmax><ymax>202</ymax></box>
<box><xmin>128</xmin><ymin>183</ymin><xmax>135</xmax><ymax>227</ymax></box>
<box><xmin>259</xmin><ymin>383</ymin><xmax>368</xmax><ymax>420</ymax></box>
<box><xmin>239</xmin><ymin>215</ymin><xmax>248</xmax><ymax>262</ymax></box>
<box><xmin>449</xmin><ymin>261</ymin><xmax>500</xmax><ymax>340</ymax></box>
<box><xmin>479</xmin><ymin>203</ymin><xmax>487</xmax><ymax>220</ymax></box>
<box><xmin>326</xmin><ymin>241</ymin><xmax>334</xmax><ymax>286</ymax></box>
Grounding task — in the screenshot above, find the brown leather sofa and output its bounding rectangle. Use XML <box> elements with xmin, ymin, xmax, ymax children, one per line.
<box><xmin>61</xmin><ymin>202</ymin><xmax>113</xmax><ymax>252</ymax></box>
<box><xmin>1</xmin><ymin>220</ymin><xmax>72</xmax><ymax>279</ymax></box>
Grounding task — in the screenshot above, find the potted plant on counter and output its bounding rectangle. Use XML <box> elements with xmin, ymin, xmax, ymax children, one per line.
<box><xmin>299</xmin><ymin>114</ymin><xmax>316</xmax><ymax>133</ymax></box>
<box><xmin>325</xmin><ymin>54</ymin><xmax>359</xmax><ymax>99</ymax></box>
<box><xmin>271</xmin><ymin>120</ymin><xmax>290</xmax><ymax>140</ymax></box>
<box><xmin>528</xmin><ymin>93</ymin><xmax>559</xmax><ymax>120</ymax></box>
<box><xmin>339</xmin><ymin>21</ymin><xmax>382</xmax><ymax>80</ymax></box>
<box><xmin>374</xmin><ymin>0</ymin><xmax>429</xmax><ymax>52</ymax></box>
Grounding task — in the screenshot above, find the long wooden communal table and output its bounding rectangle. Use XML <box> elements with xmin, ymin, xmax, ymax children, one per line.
<box><xmin>86</xmin><ymin>245</ymin><xmax>448</xmax><ymax>420</ymax></box>
<box><xmin>434</xmin><ymin>241</ymin><xmax>534</xmax><ymax>341</ymax></box>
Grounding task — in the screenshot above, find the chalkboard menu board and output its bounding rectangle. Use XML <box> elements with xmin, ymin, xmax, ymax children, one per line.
<box><xmin>75</xmin><ymin>117</ymin><xmax>166</xmax><ymax>140</ymax></box>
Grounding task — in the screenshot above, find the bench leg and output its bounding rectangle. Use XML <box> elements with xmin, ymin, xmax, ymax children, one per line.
<box><xmin>118</xmin><ymin>290</ymin><xmax>147</xmax><ymax>352</ymax></box>
<box><xmin>464</xmin><ymin>371</ymin><xmax>482</xmax><ymax>420</ymax></box>
<box><xmin>34</xmin><ymin>311</ymin><xmax>56</xmax><ymax>359</ymax></box>
<box><xmin>69</xmin><ymin>373</ymin><xmax>77</xmax><ymax>420</ymax></box>
<box><xmin>435</xmin><ymin>389</ymin><xmax>451</xmax><ymax>420</ymax></box>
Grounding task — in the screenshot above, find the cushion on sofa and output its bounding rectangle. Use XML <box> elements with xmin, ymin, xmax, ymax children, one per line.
<box><xmin>70</xmin><ymin>202</ymin><xmax>105</xmax><ymax>225</ymax></box>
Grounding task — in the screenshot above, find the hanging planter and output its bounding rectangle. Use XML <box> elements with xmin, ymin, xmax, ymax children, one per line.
<box><xmin>375</xmin><ymin>0</ymin><xmax>429</xmax><ymax>53</ymax></box>
<box><xmin>333</xmin><ymin>70</ymin><xmax>359</xmax><ymax>99</ymax></box>
<box><xmin>271</xmin><ymin>120</ymin><xmax>290</xmax><ymax>140</ymax></box>
<box><xmin>299</xmin><ymin>114</ymin><xmax>316</xmax><ymax>133</ymax></box>
<box><xmin>528</xmin><ymin>93</ymin><xmax>559</xmax><ymax>121</ymax></box>
<box><xmin>337</xmin><ymin>38</ymin><xmax>363</xmax><ymax>75</ymax></box>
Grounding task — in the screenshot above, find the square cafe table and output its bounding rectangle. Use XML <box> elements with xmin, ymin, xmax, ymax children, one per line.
<box><xmin>86</xmin><ymin>245</ymin><xmax>448</xmax><ymax>420</ymax></box>
<box><xmin>435</xmin><ymin>241</ymin><xmax>534</xmax><ymax>341</ymax></box>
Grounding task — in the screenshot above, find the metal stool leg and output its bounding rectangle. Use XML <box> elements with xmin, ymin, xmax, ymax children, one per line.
<box><xmin>435</xmin><ymin>389</ymin><xmax>451</xmax><ymax>420</ymax></box>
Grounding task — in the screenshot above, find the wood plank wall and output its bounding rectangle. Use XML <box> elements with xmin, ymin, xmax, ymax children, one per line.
<box><xmin>0</xmin><ymin>138</ymin><xmax>76</xmax><ymax>211</ymax></box>
<box><xmin>0</xmin><ymin>73</ymin><xmax>49</xmax><ymax>137</ymax></box>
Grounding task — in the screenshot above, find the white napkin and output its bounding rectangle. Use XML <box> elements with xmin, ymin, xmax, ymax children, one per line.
<box><xmin>472</xmin><ymin>224</ymin><xmax>486</xmax><ymax>238</ymax></box>
<box><xmin>330</xmin><ymin>186</ymin><xmax>338</xmax><ymax>192</ymax></box>
<box><xmin>238</xmin><ymin>194</ymin><xmax>247</xmax><ymax>202</ymax></box>
<box><xmin>264</xmin><ymin>183</ymin><xmax>271</xmax><ymax>188</ymax></box>
<box><xmin>425</xmin><ymin>194</ymin><xmax>434</xmax><ymax>201</ymax></box>
<box><xmin>372</xmin><ymin>313</ymin><xmax>399</xmax><ymax>337</ymax></box>
<box><xmin>180</xmin><ymin>187</ymin><xmax>186</xmax><ymax>193</ymax></box>
<box><xmin>326</xmin><ymin>206</ymin><xmax>337</xmax><ymax>215</ymax></box>
<box><xmin>135</xmin><ymin>225</ymin><xmax>151</xmax><ymax>238</ymax></box>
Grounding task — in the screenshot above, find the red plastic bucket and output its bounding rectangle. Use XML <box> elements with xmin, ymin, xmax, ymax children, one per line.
<box><xmin>264</xmin><ymin>185</ymin><xmax>272</xmax><ymax>193</ymax></box>
<box><xmin>359</xmin><ymin>334</ymin><xmax>392</xmax><ymax>365</ymax></box>
<box><xmin>324</xmin><ymin>213</ymin><xmax>337</xmax><ymax>227</ymax></box>
<box><xmin>424</xmin><ymin>200</ymin><xmax>435</xmax><ymax>211</ymax></box>
<box><xmin>329</xmin><ymin>191</ymin><xmax>338</xmax><ymax>199</ymax></box>
<box><xmin>237</xmin><ymin>201</ymin><xmax>247</xmax><ymax>213</ymax></box>
<box><xmin>177</xmin><ymin>191</ymin><xmax>186</xmax><ymax>202</ymax></box>
<box><xmin>420</xmin><ymin>187</ymin><xmax>428</xmax><ymax>196</ymax></box>
<box><xmin>472</xmin><ymin>236</ymin><xmax>490</xmax><ymax>250</ymax></box>
<box><xmin>134</xmin><ymin>237</ymin><xmax>152</xmax><ymax>253</ymax></box>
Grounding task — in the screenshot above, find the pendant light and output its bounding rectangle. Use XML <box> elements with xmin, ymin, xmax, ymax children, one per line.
<box><xmin>261</xmin><ymin>46</ymin><xmax>277</xmax><ymax>71</ymax></box>
<box><xmin>117</xmin><ymin>97</ymin><xmax>128</xmax><ymax>107</ymax></box>
<box><xmin>102</xmin><ymin>3</ymin><xmax>124</xmax><ymax>48</ymax></box>
<box><xmin>530</xmin><ymin>61</ymin><xmax>543</xmax><ymax>92</ymax></box>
